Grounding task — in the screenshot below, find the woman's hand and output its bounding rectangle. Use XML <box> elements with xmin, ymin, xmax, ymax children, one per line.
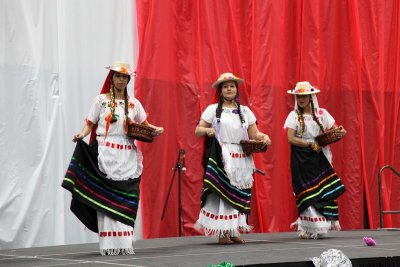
<box><xmin>72</xmin><ymin>124</ymin><xmax>93</xmax><ymax>142</ymax></box>
<box><xmin>141</xmin><ymin>120</ymin><xmax>164</xmax><ymax>137</ymax></box>
<box><xmin>152</xmin><ymin>126</ymin><xmax>164</xmax><ymax>137</ymax></box>
<box><xmin>310</xmin><ymin>142</ymin><xmax>322</xmax><ymax>153</ymax></box>
<box><xmin>335</xmin><ymin>125</ymin><xmax>347</xmax><ymax>137</ymax></box>
<box><xmin>195</xmin><ymin>120</ymin><xmax>213</xmax><ymax>138</ymax></box>
<box><xmin>247</xmin><ymin>124</ymin><xmax>270</xmax><ymax>145</ymax></box>
<box><xmin>261</xmin><ymin>134</ymin><xmax>271</xmax><ymax>146</ymax></box>
<box><xmin>73</xmin><ymin>133</ymin><xmax>85</xmax><ymax>142</ymax></box>
<box><xmin>205</xmin><ymin>127</ymin><xmax>216</xmax><ymax>137</ymax></box>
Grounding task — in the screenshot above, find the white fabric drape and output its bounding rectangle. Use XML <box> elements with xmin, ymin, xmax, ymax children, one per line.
<box><xmin>0</xmin><ymin>0</ymin><xmax>138</xmax><ymax>249</ymax></box>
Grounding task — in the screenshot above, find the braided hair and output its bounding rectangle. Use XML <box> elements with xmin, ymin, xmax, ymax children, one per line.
<box><xmin>109</xmin><ymin>71</ymin><xmax>131</xmax><ymax>124</ymax></box>
<box><xmin>310</xmin><ymin>98</ymin><xmax>324</xmax><ymax>133</ymax></box>
<box><xmin>296</xmin><ymin>108</ymin><xmax>305</xmax><ymax>136</ymax></box>
<box><xmin>124</xmin><ymin>86</ymin><xmax>130</xmax><ymax>124</ymax></box>
<box><xmin>109</xmin><ymin>84</ymin><xmax>118</xmax><ymax>123</ymax></box>
<box><xmin>215</xmin><ymin>81</ymin><xmax>245</xmax><ymax>124</ymax></box>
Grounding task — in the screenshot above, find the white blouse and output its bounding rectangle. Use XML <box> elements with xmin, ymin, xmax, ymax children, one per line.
<box><xmin>201</xmin><ymin>103</ymin><xmax>256</xmax><ymax>144</ymax></box>
<box><xmin>284</xmin><ymin>108</ymin><xmax>335</xmax><ymax>163</ymax></box>
<box><xmin>86</xmin><ymin>94</ymin><xmax>147</xmax><ymax>136</ymax></box>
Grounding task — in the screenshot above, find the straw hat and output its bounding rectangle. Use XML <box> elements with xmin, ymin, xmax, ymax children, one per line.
<box><xmin>212</xmin><ymin>72</ymin><xmax>243</xmax><ymax>89</ymax></box>
<box><xmin>105</xmin><ymin>61</ymin><xmax>135</xmax><ymax>75</ymax></box>
<box><xmin>287</xmin><ymin>81</ymin><xmax>320</xmax><ymax>95</ymax></box>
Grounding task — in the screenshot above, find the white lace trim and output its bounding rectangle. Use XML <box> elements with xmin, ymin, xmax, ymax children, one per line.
<box><xmin>290</xmin><ymin>207</ymin><xmax>341</xmax><ymax>239</ymax></box>
<box><xmin>195</xmin><ymin>209</ymin><xmax>252</xmax><ymax>237</ymax></box>
<box><xmin>195</xmin><ymin>221</ymin><xmax>252</xmax><ymax>237</ymax></box>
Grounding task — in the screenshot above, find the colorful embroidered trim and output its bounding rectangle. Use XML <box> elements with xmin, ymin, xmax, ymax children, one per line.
<box><xmin>201</xmin><ymin>209</ymin><xmax>243</xmax><ymax>220</ymax></box>
<box><xmin>300</xmin><ymin>215</ymin><xmax>327</xmax><ymax>222</ymax></box>
<box><xmin>230</xmin><ymin>152</ymin><xmax>247</xmax><ymax>158</ymax></box>
<box><xmin>99</xmin><ymin>231</ymin><xmax>134</xmax><ymax>237</ymax></box>
<box><xmin>99</xmin><ymin>141</ymin><xmax>133</xmax><ymax>150</ymax></box>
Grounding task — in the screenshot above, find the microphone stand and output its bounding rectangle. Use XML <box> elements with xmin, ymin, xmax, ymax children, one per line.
<box><xmin>161</xmin><ymin>149</ymin><xmax>185</xmax><ymax>237</ymax></box>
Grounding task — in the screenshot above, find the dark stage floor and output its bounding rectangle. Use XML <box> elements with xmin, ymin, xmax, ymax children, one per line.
<box><xmin>1</xmin><ymin>230</ymin><xmax>400</xmax><ymax>267</ymax></box>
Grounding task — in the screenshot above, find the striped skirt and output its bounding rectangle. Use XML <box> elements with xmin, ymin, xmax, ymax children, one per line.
<box><xmin>62</xmin><ymin>139</ymin><xmax>140</xmax><ymax>254</ymax></box>
<box><xmin>290</xmin><ymin>145</ymin><xmax>345</xmax><ymax>238</ymax></box>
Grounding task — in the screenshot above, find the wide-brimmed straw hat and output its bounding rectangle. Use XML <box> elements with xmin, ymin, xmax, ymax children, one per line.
<box><xmin>105</xmin><ymin>61</ymin><xmax>135</xmax><ymax>75</ymax></box>
<box><xmin>212</xmin><ymin>72</ymin><xmax>243</xmax><ymax>89</ymax></box>
<box><xmin>287</xmin><ymin>81</ymin><xmax>320</xmax><ymax>95</ymax></box>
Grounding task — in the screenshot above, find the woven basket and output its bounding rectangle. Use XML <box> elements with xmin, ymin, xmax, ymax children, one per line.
<box><xmin>240</xmin><ymin>140</ymin><xmax>268</xmax><ymax>155</ymax></box>
<box><xmin>314</xmin><ymin>128</ymin><xmax>344</xmax><ymax>147</ymax></box>
<box><xmin>127</xmin><ymin>122</ymin><xmax>154</xmax><ymax>143</ymax></box>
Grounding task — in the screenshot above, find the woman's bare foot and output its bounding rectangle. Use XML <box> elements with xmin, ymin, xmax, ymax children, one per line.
<box><xmin>218</xmin><ymin>236</ymin><xmax>232</xmax><ymax>244</ymax></box>
<box><xmin>230</xmin><ymin>236</ymin><xmax>245</xmax><ymax>244</ymax></box>
<box><xmin>299</xmin><ymin>232</ymin><xmax>311</xmax><ymax>239</ymax></box>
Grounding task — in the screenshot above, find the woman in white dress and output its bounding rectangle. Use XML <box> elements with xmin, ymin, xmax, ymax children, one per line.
<box><xmin>64</xmin><ymin>61</ymin><xmax>164</xmax><ymax>255</ymax></box>
<box><xmin>283</xmin><ymin>81</ymin><xmax>347</xmax><ymax>239</ymax></box>
<box><xmin>195</xmin><ymin>72</ymin><xmax>271</xmax><ymax>244</ymax></box>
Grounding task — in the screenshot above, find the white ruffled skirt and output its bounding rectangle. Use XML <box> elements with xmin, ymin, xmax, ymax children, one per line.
<box><xmin>196</xmin><ymin>194</ymin><xmax>252</xmax><ymax>237</ymax></box>
<box><xmin>291</xmin><ymin>206</ymin><xmax>341</xmax><ymax>239</ymax></box>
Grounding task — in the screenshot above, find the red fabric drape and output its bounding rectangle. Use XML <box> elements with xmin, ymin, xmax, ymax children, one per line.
<box><xmin>134</xmin><ymin>0</ymin><xmax>400</xmax><ymax>238</ymax></box>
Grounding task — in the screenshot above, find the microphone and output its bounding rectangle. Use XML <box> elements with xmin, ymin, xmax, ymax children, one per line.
<box><xmin>180</xmin><ymin>149</ymin><xmax>186</xmax><ymax>172</ymax></box>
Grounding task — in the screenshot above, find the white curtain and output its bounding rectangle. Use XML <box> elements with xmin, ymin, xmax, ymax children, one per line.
<box><xmin>0</xmin><ymin>0</ymin><xmax>138</xmax><ymax>249</ymax></box>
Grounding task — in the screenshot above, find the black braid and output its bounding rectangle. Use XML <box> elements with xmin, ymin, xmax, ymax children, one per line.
<box><xmin>216</xmin><ymin>86</ymin><xmax>224</xmax><ymax>123</ymax></box>
<box><xmin>124</xmin><ymin>87</ymin><xmax>129</xmax><ymax>123</ymax></box>
<box><xmin>109</xmin><ymin>85</ymin><xmax>118</xmax><ymax>123</ymax></box>
<box><xmin>310</xmin><ymin>99</ymin><xmax>325</xmax><ymax>133</ymax></box>
<box><xmin>296</xmin><ymin>107</ymin><xmax>305</xmax><ymax>136</ymax></box>
<box><xmin>235</xmin><ymin>90</ymin><xmax>245</xmax><ymax>124</ymax></box>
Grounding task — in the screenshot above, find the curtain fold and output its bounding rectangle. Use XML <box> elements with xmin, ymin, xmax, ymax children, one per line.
<box><xmin>135</xmin><ymin>0</ymin><xmax>400</xmax><ymax>238</ymax></box>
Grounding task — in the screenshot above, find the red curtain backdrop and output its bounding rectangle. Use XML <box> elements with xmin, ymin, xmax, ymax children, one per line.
<box><xmin>134</xmin><ymin>0</ymin><xmax>400</xmax><ymax>238</ymax></box>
